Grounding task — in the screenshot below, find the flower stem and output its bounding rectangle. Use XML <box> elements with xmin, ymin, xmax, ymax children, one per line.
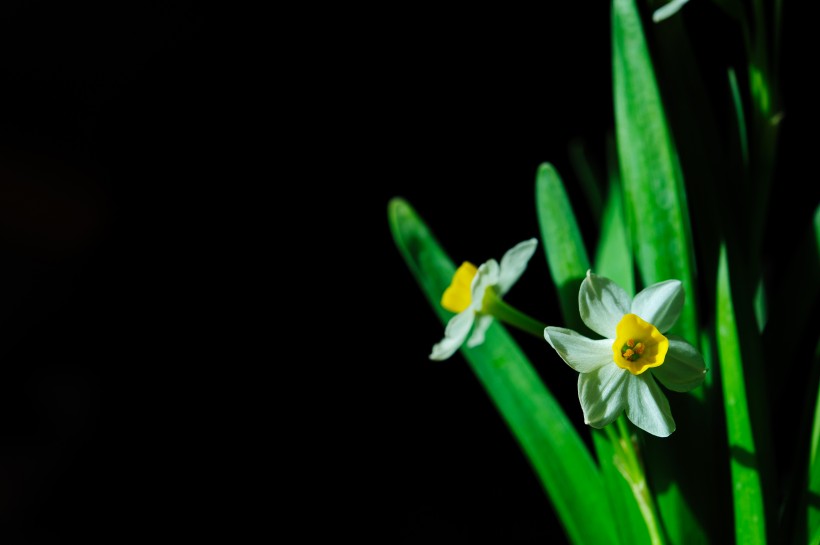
<box><xmin>482</xmin><ymin>289</ymin><xmax>546</xmax><ymax>339</ymax></box>
<box><xmin>607</xmin><ymin>417</ymin><xmax>666</xmax><ymax>545</ymax></box>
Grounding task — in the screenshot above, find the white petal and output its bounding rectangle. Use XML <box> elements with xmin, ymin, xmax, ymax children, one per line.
<box><xmin>497</xmin><ymin>238</ymin><xmax>538</xmax><ymax>294</ymax></box>
<box><xmin>470</xmin><ymin>259</ymin><xmax>500</xmax><ymax>309</ymax></box>
<box><xmin>653</xmin><ymin>0</ymin><xmax>691</xmax><ymax>23</ymax></box>
<box><xmin>631</xmin><ymin>279</ymin><xmax>684</xmax><ymax>333</ymax></box>
<box><xmin>577</xmin><ymin>363</ymin><xmax>628</xmax><ymax>428</ymax></box>
<box><xmin>545</xmin><ymin>326</ymin><xmax>613</xmax><ymax>373</ymax></box>
<box><xmin>466</xmin><ymin>314</ymin><xmax>493</xmax><ymax>348</ymax></box>
<box><xmin>625</xmin><ymin>373</ymin><xmax>676</xmax><ymax>437</ymax></box>
<box><xmin>652</xmin><ymin>336</ymin><xmax>706</xmax><ymax>392</ymax></box>
<box><xmin>579</xmin><ymin>271</ymin><xmax>631</xmax><ymax>338</ymax></box>
<box><xmin>429</xmin><ymin>309</ymin><xmax>475</xmax><ymax>361</ymax></box>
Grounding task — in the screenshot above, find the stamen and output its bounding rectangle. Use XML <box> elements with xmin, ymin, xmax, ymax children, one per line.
<box><xmin>620</xmin><ymin>340</ymin><xmax>643</xmax><ymax>362</ymax></box>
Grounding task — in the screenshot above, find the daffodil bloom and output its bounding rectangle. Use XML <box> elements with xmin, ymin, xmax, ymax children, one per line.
<box><xmin>430</xmin><ymin>239</ymin><xmax>538</xmax><ymax>361</ymax></box>
<box><xmin>544</xmin><ymin>271</ymin><xmax>706</xmax><ymax>437</ymax></box>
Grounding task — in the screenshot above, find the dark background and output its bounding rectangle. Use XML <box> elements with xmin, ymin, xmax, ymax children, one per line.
<box><xmin>0</xmin><ymin>3</ymin><xmax>242</xmax><ymax>542</ymax></box>
<box><xmin>0</xmin><ymin>1</ymin><xmax>811</xmax><ymax>543</ymax></box>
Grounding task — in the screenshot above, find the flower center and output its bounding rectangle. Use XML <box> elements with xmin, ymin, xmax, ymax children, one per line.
<box><xmin>441</xmin><ymin>262</ymin><xmax>478</xmax><ymax>313</ymax></box>
<box><xmin>611</xmin><ymin>314</ymin><xmax>669</xmax><ymax>375</ymax></box>
<box><xmin>620</xmin><ymin>338</ymin><xmax>646</xmax><ymax>362</ymax></box>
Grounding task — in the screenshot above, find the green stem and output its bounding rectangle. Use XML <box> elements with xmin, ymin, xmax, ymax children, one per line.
<box><xmin>610</xmin><ymin>417</ymin><xmax>666</xmax><ymax>545</ymax></box>
<box><xmin>486</xmin><ymin>290</ymin><xmax>666</xmax><ymax>544</ymax></box>
<box><xmin>483</xmin><ymin>289</ymin><xmax>547</xmax><ymax>339</ymax></box>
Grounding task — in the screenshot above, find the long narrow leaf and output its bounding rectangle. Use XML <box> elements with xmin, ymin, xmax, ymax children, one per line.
<box><xmin>594</xmin><ymin>147</ymin><xmax>633</xmax><ymax>296</ymax></box>
<box><xmin>810</xmin><ymin>375</ymin><xmax>820</xmax><ymax>542</ymax></box>
<box><xmin>535</xmin><ymin>163</ymin><xmax>654</xmax><ymax>543</ymax></box>
<box><xmin>388</xmin><ymin>197</ymin><xmax>618</xmax><ymax>545</ymax></box>
<box><xmin>568</xmin><ymin>139</ymin><xmax>604</xmax><ymax>225</ymax></box>
<box><xmin>798</xmin><ymin>339</ymin><xmax>820</xmax><ymax>545</ymax></box>
<box><xmin>612</xmin><ymin>1</ymin><xmax>710</xmax><ymax>542</ymax></box>
<box><xmin>612</xmin><ymin>0</ymin><xmax>697</xmax><ymax>341</ymax></box>
<box><xmin>648</xmin><ymin>10</ymin><xmax>725</xmax><ymax>321</ymax></box>
<box><xmin>535</xmin><ymin>163</ymin><xmax>589</xmax><ymax>333</ymax></box>
<box><xmin>592</xmin><ymin>431</ymin><xmax>652</xmax><ymax>545</ymax></box>
<box><xmin>716</xmin><ymin>245</ymin><xmax>767</xmax><ymax>544</ymax></box>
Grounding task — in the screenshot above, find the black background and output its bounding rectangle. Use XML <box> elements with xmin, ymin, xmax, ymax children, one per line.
<box><xmin>0</xmin><ymin>3</ymin><xmax>238</xmax><ymax>542</ymax></box>
<box><xmin>0</xmin><ymin>1</ymin><xmax>813</xmax><ymax>543</ymax></box>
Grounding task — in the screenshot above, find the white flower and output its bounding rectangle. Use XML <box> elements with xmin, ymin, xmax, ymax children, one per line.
<box><xmin>544</xmin><ymin>271</ymin><xmax>706</xmax><ymax>437</ymax></box>
<box><xmin>430</xmin><ymin>239</ymin><xmax>538</xmax><ymax>361</ymax></box>
<box><xmin>652</xmin><ymin>0</ymin><xmax>691</xmax><ymax>23</ymax></box>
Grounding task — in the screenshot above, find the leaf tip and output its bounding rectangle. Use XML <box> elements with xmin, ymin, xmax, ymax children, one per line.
<box><xmin>537</xmin><ymin>162</ymin><xmax>557</xmax><ymax>179</ymax></box>
<box><xmin>388</xmin><ymin>197</ymin><xmax>416</xmax><ymax>230</ymax></box>
<box><xmin>387</xmin><ymin>196</ymin><xmax>408</xmax><ymax>217</ymax></box>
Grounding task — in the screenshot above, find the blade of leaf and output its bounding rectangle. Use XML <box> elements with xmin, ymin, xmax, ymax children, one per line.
<box><xmin>388</xmin><ymin>197</ymin><xmax>618</xmax><ymax>545</ymax></box>
<box><xmin>612</xmin><ymin>2</ymin><xmax>711</xmax><ymax>543</ymax></box>
<box><xmin>716</xmin><ymin>244</ymin><xmax>767</xmax><ymax>545</ymax></box>
<box><xmin>568</xmin><ymin>138</ymin><xmax>604</xmax><ymax>226</ymax></box>
<box><xmin>534</xmin><ymin>163</ymin><xmax>589</xmax><ymax>333</ymax></box>
<box><xmin>612</xmin><ymin>0</ymin><xmax>697</xmax><ymax>342</ymax></box>
<box><xmin>535</xmin><ymin>163</ymin><xmax>653</xmax><ymax>542</ymax></box>
<box><xmin>594</xmin><ymin>143</ymin><xmax>634</xmax><ymax>296</ymax></box>
<box><xmin>592</xmin><ymin>430</ymin><xmax>652</xmax><ymax>545</ymax></box>
<box><xmin>811</xmin><ymin>527</ymin><xmax>820</xmax><ymax>545</ymax></box>
<box><xmin>649</xmin><ymin>7</ymin><xmax>724</xmax><ymax>347</ymax></box>
<box><xmin>593</xmin><ymin>164</ymin><xmax>655</xmax><ymax>545</ymax></box>
<box><xmin>728</xmin><ymin>68</ymin><xmax>750</xmax><ymax>168</ymax></box>
<box><xmin>808</xmin><ymin>348</ymin><xmax>820</xmax><ymax>542</ymax></box>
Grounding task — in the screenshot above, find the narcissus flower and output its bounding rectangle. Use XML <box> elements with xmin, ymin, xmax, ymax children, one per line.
<box><xmin>430</xmin><ymin>239</ymin><xmax>537</xmax><ymax>361</ymax></box>
<box><xmin>544</xmin><ymin>271</ymin><xmax>706</xmax><ymax>437</ymax></box>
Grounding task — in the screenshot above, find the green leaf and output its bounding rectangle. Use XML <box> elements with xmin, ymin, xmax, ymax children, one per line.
<box><xmin>612</xmin><ymin>2</ymin><xmax>712</xmax><ymax>543</ymax></box>
<box><xmin>716</xmin><ymin>244</ymin><xmax>767</xmax><ymax>545</ymax></box>
<box><xmin>535</xmin><ymin>163</ymin><xmax>589</xmax><ymax>332</ymax></box>
<box><xmin>648</xmin><ymin>4</ymin><xmax>725</xmax><ymax>329</ymax></box>
<box><xmin>592</xmin><ymin>430</ymin><xmax>652</xmax><ymax>545</ymax></box>
<box><xmin>809</xmin><ymin>369</ymin><xmax>820</xmax><ymax>541</ymax></box>
<box><xmin>594</xmin><ymin>145</ymin><xmax>634</xmax><ymax>296</ymax></box>
<box><xmin>612</xmin><ymin>0</ymin><xmax>697</xmax><ymax>342</ymax></box>
<box><xmin>388</xmin><ymin>197</ymin><xmax>618</xmax><ymax>545</ymax></box>
<box><xmin>811</xmin><ymin>526</ymin><xmax>820</xmax><ymax>545</ymax></box>
<box><xmin>729</xmin><ymin>67</ymin><xmax>750</xmax><ymax>168</ymax></box>
<box><xmin>790</xmin><ymin>339</ymin><xmax>820</xmax><ymax>545</ymax></box>
<box><xmin>568</xmin><ymin>138</ymin><xmax>604</xmax><ymax>226</ymax></box>
<box><xmin>753</xmin><ymin>278</ymin><xmax>767</xmax><ymax>332</ymax></box>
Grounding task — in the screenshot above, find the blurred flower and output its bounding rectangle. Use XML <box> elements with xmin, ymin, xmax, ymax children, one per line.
<box><xmin>652</xmin><ymin>0</ymin><xmax>691</xmax><ymax>23</ymax></box>
<box><xmin>544</xmin><ymin>271</ymin><xmax>706</xmax><ymax>437</ymax></box>
<box><xmin>430</xmin><ymin>239</ymin><xmax>538</xmax><ymax>360</ymax></box>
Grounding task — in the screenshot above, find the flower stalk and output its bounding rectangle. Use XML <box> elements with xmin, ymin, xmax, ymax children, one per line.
<box><xmin>605</xmin><ymin>418</ymin><xmax>666</xmax><ymax>545</ymax></box>
<box><xmin>483</xmin><ymin>288</ymin><xmax>547</xmax><ymax>339</ymax></box>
